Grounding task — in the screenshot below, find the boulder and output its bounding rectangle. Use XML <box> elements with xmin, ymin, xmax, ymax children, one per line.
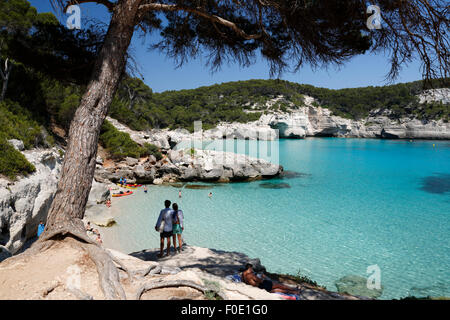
<box><xmin>86</xmin><ymin>180</ymin><xmax>110</xmax><ymax>207</ymax></box>
<box><xmin>125</xmin><ymin>157</ymin><xmax>139</xmax><ymax>167</ymax></box>
<box><xmin>8</xmin><ymin>139</ymin><xmax>24</xmax><ymax>151</ymax></box>
<box><xmin>85</xmin><ymin>206</ymin><xmax>116</xmax><ymax>227</ymax></box>
<box><xmin>134</xmin><ymin>164</ymin><xmax>155</xmax><ymax>183</ymax></box>
<box><xmin>153</xmin><ymin>178</ymin><xmax>163</xmax><ymax>185</ymax></box>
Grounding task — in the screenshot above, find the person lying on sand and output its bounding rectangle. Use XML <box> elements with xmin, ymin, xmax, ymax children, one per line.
<box><xmin>242</xmin><ymin>264</ymin><xmax>301</xmax><ymax>295</ymax></box>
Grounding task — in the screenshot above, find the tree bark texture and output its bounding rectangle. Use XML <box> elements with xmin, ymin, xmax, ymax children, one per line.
<box><xmin>42</xmin><ymin>0</ymin><xmax>142</xmax><ymax>239</ymax></box>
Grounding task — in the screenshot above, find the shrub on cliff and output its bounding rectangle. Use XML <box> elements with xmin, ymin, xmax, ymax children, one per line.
<box><xmin>142</xmin><ymin>143</ymin><xmax>162</xmax><ymax>161</ymax></box>
<box><xmin>0</xmin><ymin>101</ymin><xmax>53</xmax><ymax>149</ymax></box>
<box><xmin>0</xmin><ymin>134</ymin><xmax>36</xmax><ymax>180</ymax></box>
<box><xmin>99</xmin><ymin>120</ymin><xmax>162</xmax><ymax>161</ymax></box>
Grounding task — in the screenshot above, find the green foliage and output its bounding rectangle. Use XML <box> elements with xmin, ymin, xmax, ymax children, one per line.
<box><xmin>142</xmin><ymin>142</ymin><xmax>162</xmax><ymax>160</ymax></box>
<box><xmin>99</xmin><ymin>120</ymin><xmax>142</xmax><ymax>160</ymax></box>
<box><xmin>0</xmin><ymin>100</ymin><xmax>52</xmax><ymax>149</ymax></box>
<box><xmin>0</xmin><ymin>133</ymin><xmax>35</xmax><ymax>180</ymax></box>
<box><xmin>109</xmin><ymin>78</ymin><xmax>449</xmax><ymax>132</ymax></box>
<box><xmin>0</xmin><ymin>0</ymin><xmax>37</xmax><ymax>34</ymax></box>
<box><xmin>99</xmin><ymin>120</ymin><xmax>162</xmax><ymax>161</ymax></box>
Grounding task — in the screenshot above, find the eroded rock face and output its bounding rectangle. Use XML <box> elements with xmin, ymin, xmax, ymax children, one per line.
<box><xmin>265</xmin><ymin>90</ymin><xmax>450</xmax><ymax>139</ymax></box>
<box><xmin>0</xmin><ymin>148</ymin><xmax>63</xmax><ymax>259</ymax></box>
<box><xmin>168</xmin><ymin>149</ymin><xmax>282</xmax><ymax>182</ymax></box>
<box><xmin>0</xmin><ymin>148</ymin><xmax>113</xmax><ymax>260</ymax></box>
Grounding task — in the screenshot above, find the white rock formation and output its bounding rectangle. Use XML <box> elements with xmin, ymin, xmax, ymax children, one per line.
<box><xmin>0</xmin><ymin>148</ymin><xmax>63</xmax><ymax>259</ymax></box>
<box><xmin>168</xmin><ymin>148</ymin><xmax>281</xmax><ymax>182</ymax></box>
<box><xmin>0</xmin><ymin>146</ymin><xmax>113</xmax><ymax>260</ymax></box>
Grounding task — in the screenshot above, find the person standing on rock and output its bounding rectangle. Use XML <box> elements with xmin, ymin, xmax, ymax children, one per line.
<box><xmin>155</xmin><ymin>200</ymin><xmax>174</xmax><ymax>258</ymax></box>
<box><xmin>172</xmin><ymin>203</ymin><xmax>184</xmax><ymax>253</ymax></box>
<box><xmin>37</xmin><ymin>221</ymin><xmax>45</xmax><ymax>237</ymax></box>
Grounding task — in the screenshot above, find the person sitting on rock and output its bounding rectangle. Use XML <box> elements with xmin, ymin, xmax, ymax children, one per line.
<box><xmin>242</xmin><ymin>264</ymin><xmax>301</xmax><ymax>295</ymax></box>
<box><xmin>85</xmin><ymin>222</ymin><xmax>94</xmax><ymax>232</ymax></box>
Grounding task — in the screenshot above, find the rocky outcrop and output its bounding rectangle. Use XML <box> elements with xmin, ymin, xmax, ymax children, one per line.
<box><xmin>0</xmin><ymin>145</ymin><xmax>113</xmax><ymax>260</ymax></box>
<box><xmin>109</xmin><ymin>88</ymin><xmax>449</xmax><ymax>142</ymax></box>
<box><xmin>265</xmin><ymin>90</ymin><xmax>450</xmax><ymax>140</ymax></box>
<box><xmin>0</xmin><ymin>148</ymin><xmax>63</xmax><ymax>259</ymax></box>
<box><xmin>265</xmin><ymin>106</ymin><xmax>450</xmax><ymax>140</ymax></box>
<box><xmin>168</xmin><ymin>149</ymin><xmax>282</xmax><ymax>182</ymax></box>
<box><xmin>418</xmin><ymin>88</ymin><xmax>450</xmax><ymax>104</ymax></box>
<box><xmin>95</xmin><ymin>148</ymin><xmax>283</xmax><ymax>184</ymax></box>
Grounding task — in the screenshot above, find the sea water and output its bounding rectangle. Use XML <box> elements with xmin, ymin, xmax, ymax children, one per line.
<box><xmin>101</xmin><ymin>138</ymin><xmax>450</xmax><ymax>299</ymax></box>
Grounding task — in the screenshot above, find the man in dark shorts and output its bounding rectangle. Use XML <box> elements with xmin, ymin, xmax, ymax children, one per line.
<box><xmin>242</xmin><ymin>264</ymin><xmax>301</xmax><ymax>295</ymax></box>
<box><xmin>155</xmin><ymin>200</ymin><xmax>174</xmax><ymax>258</ymax></box>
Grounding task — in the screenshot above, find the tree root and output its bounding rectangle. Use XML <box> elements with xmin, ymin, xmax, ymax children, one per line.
<box><xmin>134</xmin><ymin>280</ymin><xmax>228</xmax><ymax>300</ymax></box>
<box><xmin>5</xmin><ymin>227</ymin><xmax>131</xmax><ymax>300</ymax></box>
<box><xmin>65</xmin><ymin>286</ymin><xmax>94</xmax><ymax>300</ymax></box>
<box><xmin>39</xmin><ymin>227</ymin><xmax>97</xmax><ymax>246</ymax></box>
<box><xmin>82</xmin><ymin>242</ymin><xmax>127</xmax><ymax>300</ymax></box>
<box><xmin>106</xmin><ymin>250</ymin><xmax>134</xmax><ymax>281</ymax></box>
<box><xmin>41</xmin><ymin>281</ymin><xmax>62</xmax><ymax>298</ymax></box>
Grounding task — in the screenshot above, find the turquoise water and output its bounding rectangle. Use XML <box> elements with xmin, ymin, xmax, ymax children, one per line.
<box><xmin>101</xmin><ymin>138</ymin><xmax>450</xmax><ymax>299</ymax></box>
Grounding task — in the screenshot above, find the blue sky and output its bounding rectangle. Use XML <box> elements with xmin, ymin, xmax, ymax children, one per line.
<box><xmin>29</xmin><ymin>1</ymin><xmax>424</xmax><ymax>93</ymax></box>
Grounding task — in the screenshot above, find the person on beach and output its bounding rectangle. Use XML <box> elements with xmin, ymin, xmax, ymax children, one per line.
<box><xmin>119</xmin><ymin>177</ymin><xmax>123</xmax><ymax>186</ymax></box>
<box><xmin>179</xmin><ymin>190</ymin><xmax>182</xmax><ymax>198</ymax></box>
<box><xmin>144</xmin><ymin>186</ymin><xmax>148</xmax><ymax>193</ymax></box>
<box><xmin>96</xmin><ymin>233</ymin><xmax>103</xmax><ymax>245</ymax></box>
<box><xmin>172</xmin><ymin>203</ymin><xmax>184</xmax><ymax>253</ymax></box>
<box><xmin>242</xmin><ymin>264</ymin><xmax>302</xmax><ymax>295</ymax></box>
<box><xmin>106</xmin><ymin>199</ymin><xmax>111</xmax><ymax>208</ymax></box>
<box><xmin>155</xmin><ymin>200</ymin><xmax>174</xmax><ymax>258</ymax></box>
<box><xmin>85</xmin><ymin>222</ymin><xmax>94</xmax><ymax>232</ymax></box>
<box><xmin>37</xmin><ymin>221</ymin><xmax>45</xmax><ymax>237</ymax></box>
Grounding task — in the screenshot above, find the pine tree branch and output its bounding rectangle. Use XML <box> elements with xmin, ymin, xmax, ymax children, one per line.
<box><xmin>138</xmin><ymin>3</ymin><xmax>262</xmax><ymax>40</ymax></box>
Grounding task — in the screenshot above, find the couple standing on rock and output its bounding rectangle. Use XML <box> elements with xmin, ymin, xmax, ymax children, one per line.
<box><xmin>155</xmin><ymin>200</ymin><xmax>184</xmax><ymax>258</ymax></box>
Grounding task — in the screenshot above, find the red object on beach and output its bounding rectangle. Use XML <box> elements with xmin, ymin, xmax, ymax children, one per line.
<box><xmin>112</xmin><ymin>191</ymin><xmax>133</xmax><ymax>197</ymax></box>
<box><xmin>126</xmin><ymin>183</ymin><xmax>142</xmax><ymax>187</ymax></box>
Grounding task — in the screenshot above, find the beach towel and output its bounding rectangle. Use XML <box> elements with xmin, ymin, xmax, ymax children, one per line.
<box><xmin>273</xmin><ymin>292</ymin><xmax>300</xmax><ymax>300</ymax></box>
<box><xmin>225</xmin><ymin>273</ymin><xmax>242</xmax><ymax>283</ymax></box>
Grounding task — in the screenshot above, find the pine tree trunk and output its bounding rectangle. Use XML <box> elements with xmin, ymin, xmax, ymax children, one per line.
<box><xmin>42</xmin><ymin>0</ymin><xmax>141</xmax><ymax>238</ymax></box>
